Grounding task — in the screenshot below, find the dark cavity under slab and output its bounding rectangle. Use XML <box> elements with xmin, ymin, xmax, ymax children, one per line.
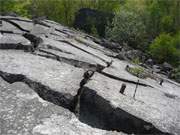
<box><xmin>0</xmin><ymin>71</ymin><xmax>170</xmax><ymax>134</ymax></box>
<box><xmin>0</xmin><ymin>43</ymin><xmax>31</xmax><ymax>51</ymax></box>
<box><xmin>78</xmin><ymin>87</ymin><xmax>170</xmax><ymax>134</ymax></box>
<box><xmin>0</xmin><ymin>71</ymin><xmax>75</xmax><ymax>111</ymax></box>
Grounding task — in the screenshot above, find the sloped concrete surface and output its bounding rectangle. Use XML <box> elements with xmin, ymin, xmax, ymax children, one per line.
<box><xmin>0</xmin><ymin>77</ymin><xmax>123</xmax><ymax>135</ymax></box>
<box><xmin>0</xmin><ymin>16</ymin><xmax>180</xmax><ymax>135</ymax></box>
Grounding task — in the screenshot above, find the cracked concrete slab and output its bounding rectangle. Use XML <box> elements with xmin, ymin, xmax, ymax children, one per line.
<box><xmin>0</xmin><ymin>15</ymin><xmax>180</xmax><ymax>135</ymax></box>
<box><xmin>41</xmin><ymin>37</ymin><xmax>107</xmax><ymax>68</ymax></box>
<box><xmin>0</xmin><ymin>33</ymin><xmax>31</xmax><ymax>46</ymax></box>
<box><xmin>82</xmin><ymin>72</ymin><xmax>180</xmax><ymax>134</ymax></box>
<box><xmin>0</xmin><ymin>21</ymin><xmax>23</xmax><ymax>34</ymax></box>
<box><xmin>103</xmin><ymin>59</ymin><xmax>180</xmax><ymax>97</ymax></box>
<box><xmin>0</xmin><ymin>77</ymin><xmax>124</xmax><ymax>135</ymax></box>
<box><xmin>0</xmin><ymin>50</ymin><xmax>84</xmax><ymax>109</ymax></box>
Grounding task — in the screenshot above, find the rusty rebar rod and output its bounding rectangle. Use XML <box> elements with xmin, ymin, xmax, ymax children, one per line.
<box><xmin>133</xmin><ymin>80</ymin><xmax>139</xmax><ymax>99</ymax></box>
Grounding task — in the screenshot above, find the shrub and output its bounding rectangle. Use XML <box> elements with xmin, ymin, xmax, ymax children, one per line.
<box><xmin>160</xmin><ymin>15</ymin><xmax>174</xmax><ymax>33</ymax></box>
<box><xmin>132</xmin><ymin>58</ymin><xmax>141</xmax><ymax>65</ymax></box>
<box><xmin>170</xmin><ymin>66</ymin><xmax>180</xmax><ymax>83</ymax></box>
<box><xmin>0</xmin><ymin>0</ymin><xmax>30</xmax><ymax>17</ymax></box>
<box><xmin>126</xmin><ymin>66</ymin><xmax>146</xmax><ymax>79</ymax></box>
<box><xmin>172</xmin><ymin>32</ymin><xmax>180</xmax><ymax>50</ymax></box>
<box><xmin>149</xmin><ymin>33</ymin><xmax>179</xmax><ymax>66</ymax></box>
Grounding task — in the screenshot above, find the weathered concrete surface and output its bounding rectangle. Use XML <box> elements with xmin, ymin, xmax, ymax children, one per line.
<box><xmin>40</xmin><ymin>37</ymin><xmax>107</xmax><ymax>68</ymax></box>
<box><xmin>0</xmin><ymin>77</ymin><xmax>123</xmax><ymax>135</ymax></box>
<box><xmin>0</xmin><ymin>16</ymin><xmax>180</xmax><ymax>135</ymax></box>
<box><xmin>82</xmin><ymin>72</ymin><xmax>180</xmax><ymax>134</ymax></box>
<box><xmin>0</xmin><ymin>33</ymin><xmax>31</xmax><ymax>50</ymax></box>
<box><xmin>0</xmin><ymin>50</ymin><xmax>84</xmax><ymax>109</ymax></box>
<box><xmin>0</xmin><ymin>20</ymin><xmax>23</xmax><ymax>34</ymax></box>
<box><xmin>103</xmin><ymin>59</ymin><xmax>180</xmax><ymax>97</ymax></box>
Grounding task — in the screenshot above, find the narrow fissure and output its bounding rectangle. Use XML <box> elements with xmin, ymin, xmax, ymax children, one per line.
<box><xmin>58</xmin><ymin>39</ymin><xmax>110</xmax><ymax>66</ymax></box>
<box><xmin>34</xmin><ymin>20</ymin><xmax>69</xmax><ymax>36</ymax></box>
<box><xmin>1</xmin><ymin>18</ymin><xmax>30</xmax><ymax>32</ymax></box>
<box><xmin>0</xmin><ymin>71</ymin><xmax>75</xmax><ymax>111</ymax></box>
<box><xmin>0</xmin><ymin>30</ymin><xmax>14</xmax><ymax>34</ymax></box>
<box><xmin>37</xmin><ymin>49</ymin><xmax>103</xmax><ymax>71</ymax></box>
<box><xmin>0</xmin><ymin>17</ymin><xmax>32</xmax><ymax>23</ymax></box>
<box><xmin>99</xmin><ymin>71</ymin><xmax>153</xmax><ymax>88</ymax></box>
<box><xmin>73</xmin><ymin>70</ymin><xmax>95</xmax><ymax>117</ymax></box>
<box><xmin>0</xmin><ymin>70</ymin><xmax>170</xmax><ymax>134</ymax></box>
<box><xmin>46</xmin><ymin>44</ymin><xmax>74</xmax><ymax>55</ymax></box>
<box><xmin>0</xmin><ymin>43</ymin><xmax>31</xmax><ymax>51</ymax></box>
<box><xmin>74</xmin><ymin>37</ymin><xmax>108</xmax><ymax>54</ymax></box>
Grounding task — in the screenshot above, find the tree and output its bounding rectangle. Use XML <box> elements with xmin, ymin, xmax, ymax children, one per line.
<box><xmin>145</xmin><ymin>0</ymin><xmax>180</xmax><ymax>38</ymax></box>
<box><xmin>149</xmin><ymin>33</ymin><xmax>179</xmax><ymax>65</ymax></box>
<box><xmin>0</xmin><ymin>0</ymin><xmax>16</xmax><ymax>14</ymax></box>
<box><xmin>106</xmin><ymin>9</ymin><xmax>147</xmax><ymax>49</ymax></box>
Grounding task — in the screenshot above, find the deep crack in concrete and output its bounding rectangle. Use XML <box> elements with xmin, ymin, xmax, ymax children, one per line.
<box><xmin>0</xmin><ymin>71</ymin><xmax>75</xmax><ymax>111</ymax></box>
<box><xmin>78</xmin><ymin>87</ymin><xmax>169</xmax><ymax>134</ymax></box>
<box><xmin>1</xmin><ymin>18</ymin><xmax>30</xmax><ymax>32</ymax></box>
<box><xmin>1</xmin><ymin>16</ymin><xmax>178</xmax><ymax>135</ymax></box>
<box><xmin>37</xmin><ymin>49</ymin><xmax>104</xmax><ymax>71</ymax></box>
<box><xmin>0</xmin><ymin>69</ymin><xmax>169</xmax><ymax>134</ymax></box>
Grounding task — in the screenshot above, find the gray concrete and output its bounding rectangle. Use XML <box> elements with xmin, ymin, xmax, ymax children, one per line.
<box><xmin>0</xmin><ymin>77</ymin><xmax>123</xmax><ymax>135</ymax></box>
<box><xmin>0</xmin><ymin>16</ymin><xmax>180</xmax><ymax>135</ymax></box>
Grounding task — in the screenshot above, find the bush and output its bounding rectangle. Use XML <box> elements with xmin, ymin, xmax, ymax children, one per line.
<box><xmin>172</xmin><ymin>32</ymin><xmax>180</xmax><ymax>65</ymax></box>
<box><xmin>106</xmin><ymin>10</ymin><xmax>147</xmax><ymax>50</ymax></box>
<box><xmin>170</xmin><ymin>66</ymin><xmax>180</xmax><ymax>83</ymax></box>
<box><xmin>132</xmin><ymin>58</ymin><xmax>141</xmax><ymax>65</ymax></box>
<box><xmin>126</xmin><ymin>66</ymin><xmax>146</xmax><ymax>79</ymax></box>
<box><xmin>0</xmin><ymin>0</ymin><xmax>30</xmax><ymax>17</ymax></box>
<box><xmin>0</xmin><ymin>0</ymin><xmax>15</xmax><ymax>13</ymax></box>
<box><xmin>149</xmin><ymin>33</ymin><xmax>179</xmax><ymax>66</ymax></box>
<box><xmin>172</xmin><ymin>32</ymin><xmax>180</xmax><ymax>50</ymax></box>
<box><xmin>160</xmin><ymin>15</ymin><xmax>174</xmax><ymax>33</ymax></box>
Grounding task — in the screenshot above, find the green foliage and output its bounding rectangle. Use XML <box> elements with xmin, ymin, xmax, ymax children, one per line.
<box><xmin>28</xmin><ymin>0</ymin><xmax>75</xmax><ymax>25</ymax></box>
<box><xmin>27</xmin><ymin>0</ymin><xmax>120</xmax><ymax>26</ymax></box>
<box><xmin>149</xmin><ymin>33</ymin><xmax>180</xmax><ymax>66</ymax></box>
<box><xmin>91</xmin><ymin>24</ymin><xmax>99</xmax><ymax>37</ymax></box>
<box><xmin>172</xmin><ymin>32</ymin><xmax>180</xmax><ymax>65</ymax></box>
<box><xmin>78</xmin><ymin>0</ymin><xmax>120</xmax><ymax>13</ymax></box>
<box><xmin>0</xmin><ymin>0</ymin><xmax>30</xmax><ymax>17</ymax></box>
<box><xmin>170</xmin><ymin>66</ymin><xmax>180</xmax><ymax>83</ymax></box>
<box><xmin>126</xmin><ymin>66</ymin><xmax>146</xmax><ymax>79</ymax></box>
<box><xmin>145</xmin><ymin>0</ymin><xmax>180</xmax><ymax>37</ymax></box>
<box><xmin>13</xmin><ymin>0</ymin><xmax>31</xmax><ymax>17</ymax></box>
<box><xmin>0</xmin><ymin>0</ymin><xmax>16</xmax><ymax>13</ymax></box>
<box><xmin>172</xmin><ymin>32</ymin><xmax>180</xmax><ymax>50</ymax></box>
<box><xmin>160</xmin><ymin>15</ymin><xmax>174</xmax><ymax>33</ymax></box>
<box><xmin>106</xmin><ymin>9</ymin><xmax>147</xmax><ymax>49</ymax></box>
<box><xmin>132</xmin><ymin>58</ymin><xmax>141</xmax><ymax>65</ymax></box>
<box><xmin>0</xmin><ymin>0</ymin><xmax>179</xmax><ymax>67</ymax></box>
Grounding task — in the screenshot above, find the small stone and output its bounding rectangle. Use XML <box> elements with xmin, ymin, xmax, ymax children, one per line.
<box><xmin>146</xmin><ymin>59</ymin><xmax>154</xmax><ymax>67</ymax></box>
<box><xmin>162</xmin><ymin>62</ymin><xmax>173</xmax><ymax>72</ymax></box>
